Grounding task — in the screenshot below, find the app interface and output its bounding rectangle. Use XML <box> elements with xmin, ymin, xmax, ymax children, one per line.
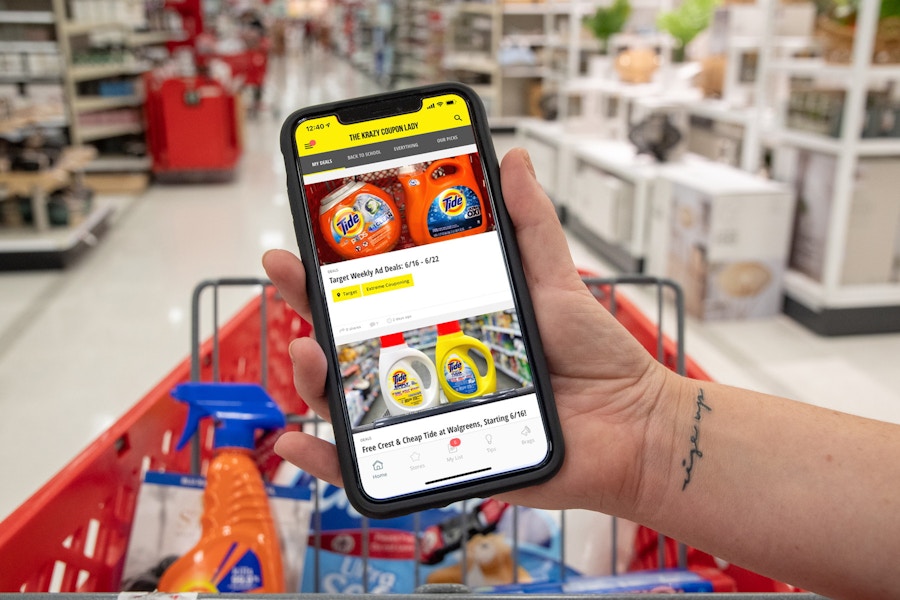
<box><xmin>294</xmin><ymin>93</ymin><xmax>549</xmax><ymax>500</ymax></box>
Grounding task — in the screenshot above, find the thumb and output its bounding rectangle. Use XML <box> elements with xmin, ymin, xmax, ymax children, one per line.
<box><xmin>499</xmin><ymin>148</ymin><xmax>583</xmax><ymax>292</ymax></box>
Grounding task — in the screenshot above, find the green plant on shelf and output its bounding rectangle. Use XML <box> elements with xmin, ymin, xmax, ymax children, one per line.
<box><xmin>818</xmin><ymin>0</ymin><xmax>900</xmax><ymax>24</ymax></box>
<box><xmin>584</xmin><ymin>0</ymin><xmax>631</xmax><ymax>54</ymax></box>
<box><xmin>657</xmin><ymin>0</ymin><xmax>719</xmax><ymax>62</ymax></box>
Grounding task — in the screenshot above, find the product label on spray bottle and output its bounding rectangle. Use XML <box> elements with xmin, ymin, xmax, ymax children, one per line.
<box><xmin>443</xmin><ymin>354</ymin><xmax>478</xmax><ymax>395</ymax></box>
<box><xmin>215</xmin><ymin>542</ymin><xmax>265</xmax><ymax>593</ymax></box>
<box><xmin>389</xmin><ymin>368</ymin><xmax>424</xmax><ymax>408</ymax></box>
<box><xmin>427</xmin><ymin>186</ymin><xmax>482</xmax><ymax>238</ymax></box>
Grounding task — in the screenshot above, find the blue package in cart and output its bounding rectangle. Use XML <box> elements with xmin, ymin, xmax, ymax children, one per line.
<box><xmin>474</xmin><ymin>568</ymin><xmax>736</xmax><ymax>594</ymax></box>
<box><xmin>300</xmin><ymin>481</ymin><xmax>580</xmax><ymax>593</ymax></box>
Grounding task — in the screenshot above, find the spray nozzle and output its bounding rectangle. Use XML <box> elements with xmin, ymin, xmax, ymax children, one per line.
<box><xmin>172</xmin><ymin>382</ymin><xmax>286</xmax><ymax>451</ymax></box>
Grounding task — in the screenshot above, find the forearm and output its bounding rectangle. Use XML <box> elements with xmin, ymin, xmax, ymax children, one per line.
<box><xmin>633</xmin><ymin>372</ymin><xmax>900</xmax><ymax>599</ymax></box>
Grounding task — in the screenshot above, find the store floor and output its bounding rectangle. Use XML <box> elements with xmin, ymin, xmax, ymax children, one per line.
<box><xmin>3</xmin><ymin>46</ymin><xmax>900</xmax><ymax>522</ymax></box>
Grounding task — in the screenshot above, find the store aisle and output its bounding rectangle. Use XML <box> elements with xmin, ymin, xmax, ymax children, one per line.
<box><xmin>0</xmin><ymin>49</ymin><xmax>385</xmax><ymax>521</ymax></box>
<box><xmin>2</xmin><ymin>46</ymin><xmax>900</xmax><ymax>523</ymax></box>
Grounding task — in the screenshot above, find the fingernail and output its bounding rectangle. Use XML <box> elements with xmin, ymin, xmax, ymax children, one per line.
<box><xmin>288</xmin><ymin>339</ymin><xmax>298</xmax><ymax>364</ymax></box>
<box><xmin>522</xmin><ymin>149</ymin><xmax>537</xmax><ymax>179</ymax></box>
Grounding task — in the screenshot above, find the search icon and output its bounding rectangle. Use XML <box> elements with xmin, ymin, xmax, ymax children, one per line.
<box><xmin>453</xmin><ymin>114</ymin><xmax>462</xmax><ymax>121</ymax></box>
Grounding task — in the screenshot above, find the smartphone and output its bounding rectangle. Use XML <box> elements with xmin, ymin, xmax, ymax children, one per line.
<box><xmin>280</xmin><ymin>83</ymin><xmax>564</xmax><ymax>518</ymax></box>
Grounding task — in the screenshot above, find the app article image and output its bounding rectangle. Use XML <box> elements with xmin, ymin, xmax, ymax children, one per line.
<box><xmin>336</xmin><ymin>310</ymin><xmax>534</xmax><ymax>429</ymax></box>
<box><xmin>305</xmin><ymin>152</ymin><xmax>494</xmax><ymax>266</ymax></box>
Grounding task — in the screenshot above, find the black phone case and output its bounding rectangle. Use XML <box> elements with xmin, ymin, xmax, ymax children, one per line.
<box><xmin>279</xmin><ymin>82</ymin><xmax>564</xmax><ymax>519</ymax></box>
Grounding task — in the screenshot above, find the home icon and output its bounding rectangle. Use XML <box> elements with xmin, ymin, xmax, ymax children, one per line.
<box><xmin>373</xmin><ymin>460</ymin><xmax>384</xmax><ymax>471</ymax></box>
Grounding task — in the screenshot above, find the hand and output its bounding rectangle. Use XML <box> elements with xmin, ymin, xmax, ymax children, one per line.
<box><xmin>263</xmin><ymin>148</ymin><xmax>674</xmax><ymax>519</ymax></box>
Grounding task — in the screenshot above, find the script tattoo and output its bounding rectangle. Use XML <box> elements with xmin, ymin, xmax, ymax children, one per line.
<box><xmin>681</xmin><ymin>388</ymin><xmax>711</xmax><ymax>491</ymax></box>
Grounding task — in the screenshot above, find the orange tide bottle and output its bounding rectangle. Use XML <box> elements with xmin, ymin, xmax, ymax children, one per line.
<box><xmin>158</xmin><ymin>383</ymin><xmax>286</xmax><ymax>593</ymax></box>
<box><xmin>407</xmin><ymin>156</ymin><xmax>487</xmax><ymax>245</ymax></box>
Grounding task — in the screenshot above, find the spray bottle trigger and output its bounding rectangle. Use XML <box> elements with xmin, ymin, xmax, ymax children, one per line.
<box><xmin>170</xmin><ymin>382</ymin><xmax>286</xmax><ymax>451</ymax></box>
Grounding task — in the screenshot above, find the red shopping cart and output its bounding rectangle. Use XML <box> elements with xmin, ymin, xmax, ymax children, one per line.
<box><xmin>0</xmin><ymin>275</ymin><xmax>797</xmax><ymax>595</ymax></box>
<box><xmin>144</xmin><ymin>74</ymin><xmax>242</xmax><ymax>182</ymax></box>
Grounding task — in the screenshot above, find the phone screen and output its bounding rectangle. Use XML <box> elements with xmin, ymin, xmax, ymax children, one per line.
<box><xmin>291</xmin><ymin>91</ymin><xmax>551</xmax><ymax>502</ymax></box>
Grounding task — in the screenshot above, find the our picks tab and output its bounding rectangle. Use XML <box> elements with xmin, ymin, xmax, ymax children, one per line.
<box><xmin>294</xmin><ymin>93</ymin><xmax>471</xmax><ymax>157</ymax></box>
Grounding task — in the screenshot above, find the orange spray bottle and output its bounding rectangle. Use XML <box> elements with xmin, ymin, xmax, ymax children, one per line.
<box><xmin>158</xmin><ymin>382</ymin><xmax>286</xmax><ymax>593</ymax></box>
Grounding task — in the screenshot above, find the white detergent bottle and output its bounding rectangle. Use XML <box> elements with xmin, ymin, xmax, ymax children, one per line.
<box><xmin>379</xmin><ymin>332</ymin><xmax>440</xmax><ymax>416</ymax></box>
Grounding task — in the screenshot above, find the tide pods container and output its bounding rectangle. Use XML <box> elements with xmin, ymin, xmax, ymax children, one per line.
<box><xmin>319</xmin><ymin>181</ymin><xmax>401</xmax><ymax>259</ymax></box>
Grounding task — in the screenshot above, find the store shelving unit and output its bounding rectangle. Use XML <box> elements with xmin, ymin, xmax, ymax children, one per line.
<box><xmin>0</xmin><ymin>1</ymin><xmax>99</xmax><ymax>270</ymax></box>
<box><xmin>441</xmin><ymin>1</ymin><xmax>605</xmax><ymax>129</ymax></box>
<box><xmin>51</xmin><ymin>0</ymin><xmax>182</xmax><ymax>175</ymax></box>
<box><xmin>764</xmin><ymin>0</ymin><xmax>900</xmax><ymax>334</ymax></box>
<box><xmin>0</xmin><ymin>146</ymin><xmax>116</xmax><ymax>270</ymax></box>
<box><xmin>390</xmin><ymin>0</ymin><xmax>445</xmax><ymax>87</ymax></box>
<box><xmin>479</xmin><ymin>311</ymin><xmax>532</xmax><ymax>385</ymax></box>
<box><xmin>0</xmin><ymin>0</ymin><xmax>183</xmax><ymax>268</ymax></box>
<box><xmin>0</xmin><ymin>1</ymin><xmax>65</xmax><ymax>128</ymax></box>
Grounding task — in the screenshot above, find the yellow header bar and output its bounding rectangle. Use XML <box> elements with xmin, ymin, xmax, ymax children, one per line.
<box><xmin>294</xmin><ymin>93</ymin><xmax>469</xmax><ymax>157</ymax></box>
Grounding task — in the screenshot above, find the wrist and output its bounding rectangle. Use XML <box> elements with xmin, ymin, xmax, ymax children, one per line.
<box><xmin>629</xmin><ymin>366</ymin><xmax>693</xmax><ymax>526</ymax></box>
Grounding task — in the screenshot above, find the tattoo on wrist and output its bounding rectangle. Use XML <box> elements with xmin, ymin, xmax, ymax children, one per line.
<box><xmin>681</xmin><ymin>388</ymin><xmax>711</xmax><ymax>491</ymax></box>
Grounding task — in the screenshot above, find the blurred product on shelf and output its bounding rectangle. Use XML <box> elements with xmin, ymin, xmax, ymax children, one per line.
<box><xmin>788</xmin><ymin>151</ymin><xmax>900</xmax><ymax>286</ymax></box>
<box><xmin>787</xmin><ymin>85</ymin><xmax>900</xmax><ymax>139</ymax></box>
<box><xmin>615</xmin><ymin>47</ymin><xmax>659</xmax><ymax>84</ymax></box>
<box><xmin>478</xmin><ymin>311</ymin><xmax>531</xmax><ymax>385</ymax></box>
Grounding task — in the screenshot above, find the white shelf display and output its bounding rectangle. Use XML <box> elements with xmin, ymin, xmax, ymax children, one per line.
<box><xmin>515</xmin><ymin>117</ymin><xmax>621</xmax><ymax>217</ymax></box>
<box><xmin>0</xmin><ymin>0</ymin><xmax>171</xmax><ymax>269</ymax></box>
<box><xmin>567</xmin><ymin>139</ymin><xmax>660</xmax><ymax>273</ymax></box>
<box><xmin>647</xmin><ymin>156</ymin><xmax>795</xmax><ymax>320</ymax></box>
<box><xmin>765</xmin><ymin>0</ymin><xmax>900</xmax><ymax>335</ymax></box>
<box><xmin>443</xmin><ymin>1</ymin><xmax>601</xmax><ymax>128</ymax></box>
<box><xmin>683</xmin><ymin>1</ymin><xmax>818</xmax><ymax>172</ymax></box>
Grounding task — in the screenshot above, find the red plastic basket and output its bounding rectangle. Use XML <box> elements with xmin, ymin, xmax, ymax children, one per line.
<box><xmin>144</xmin><ymin>74</ymin><xmax>242</xmax><ymax>178</ymax></box>
<box><xmin>0</xmin><ymin>286</ymin><xmax>310</xmax><ymax>592</ymax></box>
<box><xmin>0</xmin><ymin>275</ymin><xmax>787</xmax><ymax>593</ymax></box>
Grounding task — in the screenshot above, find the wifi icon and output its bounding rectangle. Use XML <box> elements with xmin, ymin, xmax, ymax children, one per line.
<box><xmin>437</xmin><ymin>101</ymin><xmax>444</xmax><ymax>107</ymax></box>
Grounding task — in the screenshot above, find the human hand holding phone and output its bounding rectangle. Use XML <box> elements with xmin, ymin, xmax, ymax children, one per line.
<box><xmin>266</xmin><ymin>147</ymin><xmax>671</xmax><ymax>518</ymax></box>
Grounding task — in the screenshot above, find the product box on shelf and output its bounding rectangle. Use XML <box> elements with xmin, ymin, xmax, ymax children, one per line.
<box><xmin>651</xmin><ymin>157</ymin><xmax>795</xmax><ymax>320</ymax></box>
<box><xmin>568</xmin><ymin>139</ymin><xmax>661</xmax><ymax>273</ymax></box>
<box><xmin>687</xmin><ymin>115</ymin><xmax>745</xmax><ymax>167</ymax></box>
<box><xmin>709</xmin><ymin>3</ymin><xmax>816</xmax><ymax>43</ymax></box>
<box><xmin>786</xmin><ymin>151</ymin><xmax>900</xmax><ymax>286</ymax></box>
<box><xmin>573</xmin><ymin>165</ymin><xmax>635</xmax><ymax>246</ymax></box>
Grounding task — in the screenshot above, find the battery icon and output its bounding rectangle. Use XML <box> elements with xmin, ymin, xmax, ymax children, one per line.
<box><xmin>446</xmin><ymin>100</ymin><xmax>455</xmax><ymax>105</ymax></box>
